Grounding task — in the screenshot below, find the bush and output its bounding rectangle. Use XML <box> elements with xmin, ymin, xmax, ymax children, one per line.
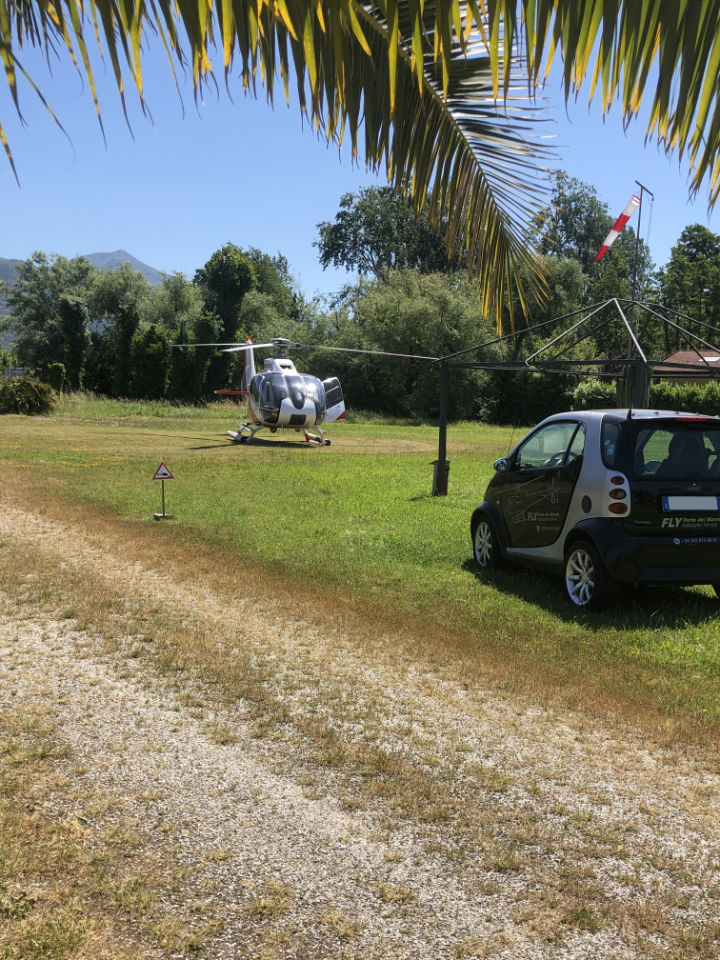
<box><xmin>649</xmin><ymin>380</ymin><xmax>720</xmax><ymax>416</ymax></box>
<box><xmin>47</xmin><ymin>362</ymin><xmax>67</xmax><ymax>393</ymax></box>
<box><xmin>571</xmin><ymin>379</ymin><xmax>616</xmax><ymax>409</ymax></box>
<box><xmin>0</xmin><ymin>377</ymin><xmax>56</xmax><ymax>414</ymax></box>
<box><xmin>571</xmin><ymin>378</ymin><xmax>720</xmax><ymax>415</ymax></box>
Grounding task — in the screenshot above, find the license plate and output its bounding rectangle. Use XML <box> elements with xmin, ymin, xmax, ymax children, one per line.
<box><xmin>662</xmin><ymin>495</ymin><xmax>720</xmax><ymax>511</ymax></box>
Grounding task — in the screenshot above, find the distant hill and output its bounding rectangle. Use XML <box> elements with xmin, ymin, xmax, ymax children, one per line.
<box><xmin>0</xmin><ymin>250</ymin><xmax>164</xmax><ymax>292</ymax></box>
<box><xmin>84</xmin><ymin>250</ymin><xmax>164</xmax><ymax>285</ymax></box>
<box><xmin>0</xmin><ymin>258</ymin><xmax>21</xmax><ymax>286</ymax></box>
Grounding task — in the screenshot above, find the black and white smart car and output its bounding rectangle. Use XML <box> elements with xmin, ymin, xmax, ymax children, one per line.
<box><xmin>471</xmin><ymin>409</ymin><xmax>720</xmax><ymax>609</ymax></box>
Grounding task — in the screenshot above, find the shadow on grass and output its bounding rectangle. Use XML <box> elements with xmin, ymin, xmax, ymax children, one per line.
<box><xmin>186</xmin><ymin>436</ymin><xmax>323</xmax><ymax>451</ymax></box>
<box><xmin>462</xmin><ymin>558</ymin><xmax>720</xmax><ymax>630</ymax></box>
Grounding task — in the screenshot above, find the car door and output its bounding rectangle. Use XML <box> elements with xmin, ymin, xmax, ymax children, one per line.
<box><xmin>500</xmin><ymin>420</ymin><xmax>586</xmax><ymax>548</ymax></box>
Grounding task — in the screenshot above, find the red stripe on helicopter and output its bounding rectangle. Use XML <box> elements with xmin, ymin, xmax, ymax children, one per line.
<box><xmin>594</xmin><ymin>194</ymin><xmax>640</xmax><ymax>261</ymax></box>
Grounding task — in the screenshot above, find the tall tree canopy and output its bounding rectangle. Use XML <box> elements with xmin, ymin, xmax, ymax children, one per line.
<box><xmin>659</xmin><ymin>224</ymin><xmax>720</xmax><ymax>330</ymax></box>
<box><xmin>5</xmin><ymin>2</ymin><xmax>720</xmax><ymax>328</ymax></box>
<box><xmin>316</xmin><ymin>187</ymin><xmax>463</xmax><ymax>278</ymax></box>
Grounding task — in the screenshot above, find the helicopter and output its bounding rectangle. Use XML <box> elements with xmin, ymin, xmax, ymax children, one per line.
<box><xmin>208</xmin><ymin>337</ymin><xmax>346</xmax><ymax>445</ymax></box>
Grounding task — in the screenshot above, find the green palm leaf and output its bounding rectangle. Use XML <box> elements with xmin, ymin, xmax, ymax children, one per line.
<box><xmin>1</xmin><ymin>0</ymin><xmax>550</xmax><ymax>328</ymax></box>
<box><xmin>488</xmin><ymin>0</ymin><xmax>720</xmax><ymax>205</ymax></box>
<box><xmin>7</xmin><ymin>1</ymin><xmax>720</xmax><ymax>323</ymax></box>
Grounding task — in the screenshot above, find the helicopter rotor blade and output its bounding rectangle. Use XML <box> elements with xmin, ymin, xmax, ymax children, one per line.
<box><xmin>171</xmin><ymin>342</ymin><xmax>276</xmax><ymax>351</ymax></box>
<box><xmin>291</xmin><ymin>342</ymin><xmax>440</xmax><ymax>362</ymax></box>
<box><xmin>220</xmin><ymin>343</ymin><xmax>274</xmax><ymax>353</ymax></box>
<box><xmin>172</xmin><ymin>339</ymin><xmax>438</xmax><ymax>361</ymax></box>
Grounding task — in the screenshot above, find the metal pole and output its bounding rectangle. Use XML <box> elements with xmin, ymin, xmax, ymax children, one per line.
<box><xmin>433</xmin><ymin>360</ymin><xmax>449</xmax><ymax>496</ymax></box>
<box><xmin>632</xmin><ymin>180</ymin><xmax>654</xmax><ymax>299</ymax></box>
<box><xmin>625</xmin><ymin>180</ymin><xmax>654</xmax><ymax>407</ymax></box>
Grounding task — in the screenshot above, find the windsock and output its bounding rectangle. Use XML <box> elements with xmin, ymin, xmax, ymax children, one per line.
<box><xmin>594</xmin><ymin>195</ymin><xmax>640</xmax><ymax>261</ymax></box>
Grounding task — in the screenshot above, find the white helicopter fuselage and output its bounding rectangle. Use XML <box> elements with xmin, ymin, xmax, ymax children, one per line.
<box><xmin>226</xmin><ymin>341</ymin><xmax>345</xmax><ymax>445</ymax></box>
<box><xmin>248</xmin><ymin>358</ymin><xmax>325</xmax><ymax>428</ymax></box>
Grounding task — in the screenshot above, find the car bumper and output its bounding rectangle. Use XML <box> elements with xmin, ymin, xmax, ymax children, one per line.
<box><xmin>578</xmin><ymin>519</ymin><xmax>720</xmax><ymax>585</ymax></box>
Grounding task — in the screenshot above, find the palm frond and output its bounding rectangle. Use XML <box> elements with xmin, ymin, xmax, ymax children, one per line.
<box><xmin>482</xmin><ymin>0</ymin><xmax>720</xmax><ymax>205</ymax></box>
<box><xmin>1</xmin><ymin>0</ymin><xmax>551</xmax><ymax>328</ymax></box>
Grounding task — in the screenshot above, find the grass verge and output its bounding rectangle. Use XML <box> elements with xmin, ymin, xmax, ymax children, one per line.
<box><xmin>2</xmin><ymin>394</ymin><xmax>720</xmax><ymax>743</ymax></box>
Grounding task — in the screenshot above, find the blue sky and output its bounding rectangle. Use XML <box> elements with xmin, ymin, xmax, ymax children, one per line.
<box><xmin>0</xmin><ymin>39</ymin><xmax>715</xmax><ymax>298</ymax></box>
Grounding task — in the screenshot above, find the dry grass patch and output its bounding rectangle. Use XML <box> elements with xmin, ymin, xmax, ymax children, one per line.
<box><xmin>0</xmin><ymin>706</ymin><xmax>160</xmax><ymax>960</ymax></box>
<box><xmin>3</xmin><ymin>478</ymin><xmax>720</xmax><ymax>958</ymax></box>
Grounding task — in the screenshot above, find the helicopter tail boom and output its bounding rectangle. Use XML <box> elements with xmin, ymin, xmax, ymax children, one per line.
<box><xmin>241</xmin><ymin>339</ymin><xmax>256</xmax><ymax>393</ymax></box>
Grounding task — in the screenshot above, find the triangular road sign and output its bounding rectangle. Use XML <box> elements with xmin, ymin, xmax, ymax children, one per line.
<box><xmin>152</xmin><ymin>462</ymin><xmax>174</xmax><ymax>480</ymax></box>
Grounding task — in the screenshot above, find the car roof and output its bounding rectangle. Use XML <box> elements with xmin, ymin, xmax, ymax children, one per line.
<box><xmin>541</xmin><ymin>409</ymin><xmax>720</xmax><ymax>425</ymax></box>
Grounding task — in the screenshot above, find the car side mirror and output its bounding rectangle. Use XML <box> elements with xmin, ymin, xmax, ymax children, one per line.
<box><xmin>493</xmin><ymin>457</ymin><xmax>510</xmax><ymax>473</ymax></box>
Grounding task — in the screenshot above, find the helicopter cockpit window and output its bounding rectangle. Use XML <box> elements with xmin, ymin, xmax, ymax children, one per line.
<box><xmin>303</xmin><ymin>378</ymin><xmax>320</xmax><ymax>400</ymax></box>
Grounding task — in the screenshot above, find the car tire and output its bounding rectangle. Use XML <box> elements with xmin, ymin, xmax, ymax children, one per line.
<box><xmin>564</xmin><ymin>540</ymin><xmax>617</xmax><ymax>611</ymax></box>
<box><xmin>472</xmin><ymin>515</ymin><xmax>503</xmax><ymax>570</ymax></box>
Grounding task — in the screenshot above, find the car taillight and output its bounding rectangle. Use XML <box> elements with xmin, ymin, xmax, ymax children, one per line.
<box><xmin>608</xmin><ymin>503</ymin><xmax>628</xmax><ymax>515</ymax></box>
<box><xmin>609</xmin><ymin>489</ymin><xmax>627</xmax><ymax>500</ymax></box>
<box><xmin>610</xmin><ymin>475</ymin><xmax>625</xmax><ymax>485</ymax></box>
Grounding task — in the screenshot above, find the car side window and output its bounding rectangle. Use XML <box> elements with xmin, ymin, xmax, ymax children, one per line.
<box><xmin>568</xmin><ymin>423</ymin><xmax>586</xmax><ymax>461</ymax></box>
<box><xmin>514</xmin><ymin>421</ymin><xmax>579</xmax><ymax>470</ymax></box>
<box><xmin>601</xmin><ymin>420</ymin><xmax>621</xmax><ymax>467</ymax></box>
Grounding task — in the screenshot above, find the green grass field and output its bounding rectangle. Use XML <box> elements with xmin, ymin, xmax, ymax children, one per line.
<box><xmin>3</xmin><ymin>392</ymin><xmax>720</xmax><ymax>739</ymax></box>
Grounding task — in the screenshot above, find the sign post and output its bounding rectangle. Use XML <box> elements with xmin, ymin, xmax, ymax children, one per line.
<box><xmin>152</xmin><ymin>462</ymin><xmax>175</xmax><ymax>519</ymax></box>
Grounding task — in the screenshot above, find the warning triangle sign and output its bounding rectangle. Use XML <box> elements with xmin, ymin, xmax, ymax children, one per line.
<box><xmin>152</xmin><ymin>462</ymin><xmax>174</xmax><ymax>480</ymax></box>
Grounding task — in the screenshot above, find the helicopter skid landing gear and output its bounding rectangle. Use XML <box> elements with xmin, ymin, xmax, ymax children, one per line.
<box><xmin>228</xmin><ymin>423</ymin><xmax>263</xmax><ymax>444</ymax></box>
<box><xmin>304</xmin><ymin>430</ymin><xmax>330</xmax><ymax>446</ymax></box>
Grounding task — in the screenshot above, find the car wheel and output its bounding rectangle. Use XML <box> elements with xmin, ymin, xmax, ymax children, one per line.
<box><xmin>564</xmin><ymin>540</ymin><xmax>617</xmax><ymax>610</ymax></box>
<box><xmin>472</xmin><ymin>516</ymin><xmax>502</xmax><ymax>570</ymax></box>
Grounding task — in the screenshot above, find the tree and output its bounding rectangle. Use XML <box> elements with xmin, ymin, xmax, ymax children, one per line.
<box><xmin>58</xmin><ymin>294</ymin><xmax>90</xmax><ymax>389</ymax></box>
<box><xmin>88</xmin><ymin>264</ymin><xmax>151</xmax><ymax>396</ymax></box>
<box><xmin>533</xmin><ymin>172</ymin><xmax>654</xmax><ymax>299</ymax></box>
<box><xmin>242</xmin><ymin>248</ymin><xmax>299</xmax><ymax>323</ymax></box>
<box><xmin>528</xmin><ymin>172</ymin><xmax>657</xmax><ymax>357</ymax></box>
<box><xmin>659</xmin><ymin>224</ymin><xmax>720</xmax><ymax>349</ymax></box>
<box><xmin>3</xmin><ymin>252</ymin><xmax>95</xmax><ymax>376</ymax></box>
<box><xmin>194</xmin><ymin>244</ymin><xmax>257</xmax><ymax>341</ymax></box>
<box><xmin>148</xmin><ymin>272</ymin><xmax>205</xmax><ymax>334</ymax></box>
<box><xmin>166</xmin><ymin>310</ymin><xmax>221</xmax><ymax>403</ymax></box>
<box><xmin>129</xmin><ymin>324</ymin><xmax>170</xmax><ymax>399</ymax></box>
<box><xmin>316</xmin><ymin>187</ymin><xmax>462</xmax><ymax>279</ymax></box>
<box><xmin>305</xmin><ymin>270</ymin><xmax>499</xmax><ymax>418</ymax></box>
<box><xmin>533</xmin><ymin>173</ymin><xmax>614</xmax><ymax>274</ymax></box>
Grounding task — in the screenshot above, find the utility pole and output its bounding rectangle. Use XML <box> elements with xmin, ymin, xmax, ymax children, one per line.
<box><xmin>626</xmin><ymin>180</ymin><xmax>655</xmax><ymax>407</ymax></box>
<box><xmin>433</xmin><ymin>360</ymin><xmax>450</xmax><ymax>495</ymax></box>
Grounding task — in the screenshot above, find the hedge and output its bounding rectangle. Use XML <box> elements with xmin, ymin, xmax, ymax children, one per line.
<box><xmin>572</xmin><ymin>379</ymin><xmax>720</xmax><ymax>417</ymax></box>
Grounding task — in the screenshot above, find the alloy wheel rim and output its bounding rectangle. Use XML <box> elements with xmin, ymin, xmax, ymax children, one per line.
<box><xmin>566</xmin><ymin>548</ymin><xmax>595</xmax><ymax>605</ymax></box>
<box><xmin>474</xmin><ymin>522</ymin><xmax>492</xmax><ymax>567</ymax></box>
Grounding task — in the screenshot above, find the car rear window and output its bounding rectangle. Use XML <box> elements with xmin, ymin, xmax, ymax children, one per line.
<box><xmin>622</xmin><ymin>420</ymin><xmax>720</xmax><ymax>479</ymax></box>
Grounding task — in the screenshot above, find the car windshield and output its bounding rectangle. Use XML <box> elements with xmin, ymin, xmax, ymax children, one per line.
<box><xmin>615</xmin><ymin>419</ymin><xmax>720</xmax><ymax>479</ymax></box>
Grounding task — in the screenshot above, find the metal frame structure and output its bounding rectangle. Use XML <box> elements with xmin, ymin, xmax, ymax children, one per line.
<box><xmin>432</xmin><ymin>298</ymin><xmax>720</xmax><ymax>495</ymax></box>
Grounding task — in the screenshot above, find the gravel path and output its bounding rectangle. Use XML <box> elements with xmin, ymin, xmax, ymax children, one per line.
<box><xmin>1</xmin><ymin>499</ymin><xmax>720</xmax><ymax>959</ymax></box>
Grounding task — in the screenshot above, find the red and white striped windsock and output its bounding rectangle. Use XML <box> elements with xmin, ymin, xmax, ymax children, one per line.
<box><xmin>594</xmin><ymin>194</ymin><xmax>641</xmax><ymax>261</ymax></box>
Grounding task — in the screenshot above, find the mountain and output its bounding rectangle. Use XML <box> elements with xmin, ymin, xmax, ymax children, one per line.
<box><xmin>0</xmin><ymin>250</ymin><xmax>165</xmax><ymax>291</ymax></box>
<box><xmin>0</xmin><ymin>258</ymin><xmax>21</xmax><ymax>286</ymax></box>
<box><xmin>83</xmin><ymin>250</ymin><xmax>164</xmax><ymax>285</ymax></box>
